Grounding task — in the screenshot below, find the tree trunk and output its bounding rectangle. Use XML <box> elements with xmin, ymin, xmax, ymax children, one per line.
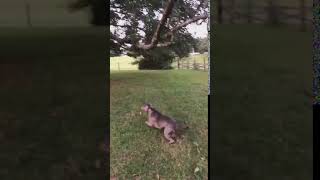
<box><xmin>90</xmin><ymin>0</ymin><xmax>107</xmax><ymax>25</ymax></box>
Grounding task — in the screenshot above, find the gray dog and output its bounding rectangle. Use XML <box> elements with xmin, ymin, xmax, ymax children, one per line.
<box><xmin>141</xmin><ymin>103</ymin><xmax>188</xmax><ymax>144</ymax></box>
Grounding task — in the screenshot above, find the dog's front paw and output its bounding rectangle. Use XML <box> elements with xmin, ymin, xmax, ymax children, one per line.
<box><xmin>145</xmin><ymin>121</ymin><xmax>152</xmax><ymax>127</ymax></box>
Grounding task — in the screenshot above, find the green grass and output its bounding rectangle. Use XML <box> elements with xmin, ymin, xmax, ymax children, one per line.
<box><xmin>110</xmin><ymin>70</ymin><xmax>208</xmax><ymax>179</ymax></box>
<box><xmin>0</xmin><ymin>27</ymin><xmax>107</xmax><ymax>179</ymax></box>
<box><xmin>213</xmin><ymin>24</ymin><xmax>312</xmax><ymax>180</ymax></box>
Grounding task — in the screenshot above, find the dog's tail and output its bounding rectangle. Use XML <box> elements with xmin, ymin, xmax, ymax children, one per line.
<box><xmin>176</xmin><ymin>121</ymin><xmax>189</xmax><ymax>130</ymax></box>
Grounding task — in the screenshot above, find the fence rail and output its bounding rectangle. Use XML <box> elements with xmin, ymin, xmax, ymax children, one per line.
<box><xmin>110</xmin><ymin>56</ymin><xmax>209</xmax><ymax>71</ymax></box>
<box><xmin>216</xmin><ymin>2</ymin><xmax>312</xmax><ymax>31</ymax></box>
<box><xmin>173</xmin><ymin>59</ymin><xmax>208</xmax><ymax>71</ymax></box>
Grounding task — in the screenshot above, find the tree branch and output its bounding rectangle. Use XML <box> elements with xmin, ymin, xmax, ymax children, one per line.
<box><xmin>111</xmin><ymin>34</ymin><xmax>133</xmax><ymax>45</ymax></box>
<box><xmin>111</xmin><ymin>24</ymin><xmax>144</xmax><ymax>31</ymax></box>
<box><xmin>120</xmin><ymin>0</ymin><xmax>208</xmax><ymax>51</ymax></box>
<box><xmin>156</xmin><ymin>32</ymin><xmax>174</xmax><ymax>47</ymax></box>
<box><xmin>166</xmin><ymin>15</ymin><xmax>208</xmax><ymax>36</ymax></box>
<box><xmin>137</xmin><ymin>0</ymin><xmax>176</xmax><ymax>50</ymax></box>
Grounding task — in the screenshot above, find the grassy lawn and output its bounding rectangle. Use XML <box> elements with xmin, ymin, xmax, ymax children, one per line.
<box><xmin>213</xmin><ymin>25</ymin><xmax>312</xmax><ymax>179</ymax></box>
<box><xmin>0</xmin><ymin>27</ymin><xmax>107</xmax><ymax>179</ymax></box>
<box><xmin>110</xmin><ymin>70</ymin><xmax>208</xmax><ymax>179</ymax></box>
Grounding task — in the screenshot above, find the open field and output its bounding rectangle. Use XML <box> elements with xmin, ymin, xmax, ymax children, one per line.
<box><xmin>0</xmin><ymin>27</ymin><xmax>107</xmax><ymax>179</ymax></box>
<box><xmin>110</xmin><ymin>56</ymin><xmax>138</xmax><ymax>71</ymax></box>
<box><xmin>213</xmin><ymin>24</ymin><xmax>312</xmax><ymax>180</ymax></box>
<box><xmin>110</xmin><ymin>70</ymin><xmax>208</xmax><ymax>179</ymax></box>
<box><xmin>110</xmin><ymin>54</ymin><xmax>208</xmax><ymax>71</ymax></box>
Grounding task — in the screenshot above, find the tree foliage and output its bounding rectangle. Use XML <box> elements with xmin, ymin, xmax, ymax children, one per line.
<box><xmin>194</xmin><ymin>36</ymin><xmax>209</xmax><ymax>54</ymax></box>
<box><xmin>70</xmin><ymin>0</ymin><xmax>208</xmax><ymax>69</ymax></box>
<box><xmin>132</xmin><ymin>48</ymin><xmax>176</xmax><ymax>69</ymax></box>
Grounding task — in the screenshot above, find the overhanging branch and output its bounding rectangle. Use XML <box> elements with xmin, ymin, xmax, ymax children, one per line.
<box><xmin>136</xmin><ymin>0</ymin><xmax>176</xmax><ymax>50</ymax></box>
<box><xmin>135</xmin><ymin>0</ymin><xmax>208</xmax><ymax>50</ymax></box>
<box><xmin>163</xmin><ymin>14</ymin><xmax>208</xmax><ymax>38</ymax></box>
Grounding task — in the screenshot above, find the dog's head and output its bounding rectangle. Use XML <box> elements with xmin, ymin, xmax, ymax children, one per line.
<box><xmin>141</xmin><ymin>103</ymin><xmax>151</xmax><ymax>112</ymax></box>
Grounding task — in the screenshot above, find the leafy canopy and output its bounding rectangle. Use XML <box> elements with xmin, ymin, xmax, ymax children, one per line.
<box><xmin>109</xmin><ymin>0</ymin><xmax>209</xmax><ymax>57</ymax></box>
<box><xmin>70</xmin><ymin>0</ymin><xmax>208</xmax><ymax>69</ymax></box>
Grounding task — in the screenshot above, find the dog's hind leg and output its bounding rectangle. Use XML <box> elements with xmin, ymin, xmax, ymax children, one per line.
<box><xmin>164</xmin><ymin>127</ymin><xmax>175</xmax><ymax>144</ymax></box>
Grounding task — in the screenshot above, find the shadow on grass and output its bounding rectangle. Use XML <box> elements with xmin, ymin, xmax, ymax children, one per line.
<box><xmin>212</xmin><ymin>25</ymin><xmax>312</xmax><ymax>180</ymax></box>
<box><xmin>0</xmin><ymin>28</ymin><xmax>108</xmax><ymax>180</ymax></box>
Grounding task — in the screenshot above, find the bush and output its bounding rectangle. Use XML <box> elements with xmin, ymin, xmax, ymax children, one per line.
<box><xmin>134</xmin><ymin>48</ymin><xmax>175</xmax><ymax>70</ymax></box>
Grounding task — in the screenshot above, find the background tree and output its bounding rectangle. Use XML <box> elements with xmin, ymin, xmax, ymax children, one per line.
<box><xmin>194</xmin><ymin>36</ymin><xmax>209</xmax><ymax>54</ymax></box>
<box><xmin>68</xmin><ymin>0</ymin><xmax>107</xmax><ymax>26</ymax></box>
<box><xmin>217</xmin><ymin>0</ymin><xmax>223</xmax><ymax>23</ymax></box>
<box><xmin>69</xmin><ymin>0</ymin><xmax>208</xmax><ymax>69</ymax></box>
<box><xmin>266</xmin><ymin>0</ymin><xmax>280</xmax><ymax>26</ymax></box>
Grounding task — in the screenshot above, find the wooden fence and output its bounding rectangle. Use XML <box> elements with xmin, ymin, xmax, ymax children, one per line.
<box><xmin>215</xmin><ymin>1</ymin><xmax>312</xmax><ymax>31</ymax></box>
<box><xmin>173</xmin><ymin>59</ymin><xmax>209</xmax><ymax>71</ymax></box>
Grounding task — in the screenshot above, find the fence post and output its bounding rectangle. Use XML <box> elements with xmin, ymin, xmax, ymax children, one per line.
<box><xmin>187</xmin><ymin>59</ymin><xmax>190</xmax><ymax>69</ymax></box>
<box><xmin>24</xmin><ymin>1</ymin><xmax>32</xmax><ymax>27</ymax></box>
<box><xmin>247</xmin><ymin>0</ymin><xmax>252</xmax><ymax>23</ymax></box>
<box><xmin>217</xmin><ymin>0</ymin><xmax>223</xmax><ymax>24</ymax></box>
<box><xmin>266</xmin><ymin>0</ymin><xmax>279</xmax><ymax>26</ymax></box>
<box><xmin>178</xmin><ymin>58</ymin><xmax>180</xmax><ymax>69</ymax></box>
<box><xmin>229</xmin><ymin>0</ymin><xmax>235</xmax><ymax>24</ymax></box>
<box><xmin>118</xmin><ymin>62</ymin><xmax>120</xmax><ymax>71</ymax></box>
<box><xmin>193</xmin><ymin>59</ymin><xmax>196</xmax><ymax>70</ymax></box>
<box><xmin>300</xmin><ymin>0</ymin><xmax>306</xmax><ymax>31</ymax></box>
